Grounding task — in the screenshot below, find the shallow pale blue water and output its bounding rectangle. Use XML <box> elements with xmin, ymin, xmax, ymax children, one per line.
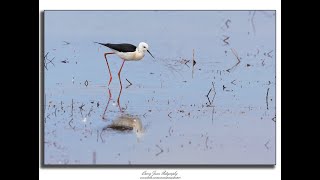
<box><xmin>44</xmin><ymin>11</ymin><xmax>276</xmax><ymax>165</ymax></box>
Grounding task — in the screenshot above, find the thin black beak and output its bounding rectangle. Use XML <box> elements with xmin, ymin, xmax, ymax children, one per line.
<box><xmin>147</xmin><ymin>50</ymin><xmax>155</xmax><ymax>59</ymax></box>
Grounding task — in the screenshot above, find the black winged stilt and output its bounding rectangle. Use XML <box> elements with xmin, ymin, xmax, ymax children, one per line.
<box><xmin>95</xmin><ymin>42</ymin><xmax>155</xmax><ymax>86</ymax></box>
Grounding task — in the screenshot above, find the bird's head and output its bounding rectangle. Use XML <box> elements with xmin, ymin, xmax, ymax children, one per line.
<box><xmin>138</xmin><ymin>42</ymin><xmax>154</xmax><ymax>59</ymax></box>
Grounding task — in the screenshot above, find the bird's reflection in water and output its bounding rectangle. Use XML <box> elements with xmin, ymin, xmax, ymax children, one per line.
<box><xmin>103</xmin><ymin>114</ymin><xmax>144</xmax><ymax>141</ymax></box>
<box><xmin>102</xmin><ymin>78</ymin><xmax>124</xmax><ymax>121</ymax></box>
<box><xmin>101</xmin><ymin>79</ymin><xmax>144</xmax><ymax>141</ymax></box>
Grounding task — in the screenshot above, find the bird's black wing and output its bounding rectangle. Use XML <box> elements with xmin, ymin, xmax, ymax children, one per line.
<box><xmin>106</xmin><ymin>43</ymin><xmax>137</xmax><ymax>52</ymax></box>
<box><xmin>95</xmin><ymin>42</ymin><xmax>137</xmax><ymax>52</ymax></box>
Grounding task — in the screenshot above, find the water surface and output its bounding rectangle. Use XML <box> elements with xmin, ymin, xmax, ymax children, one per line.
<box><xmin>44</xmin><ymin>11</ymin><xmax>276</xmax><ymax>165</ymax></box>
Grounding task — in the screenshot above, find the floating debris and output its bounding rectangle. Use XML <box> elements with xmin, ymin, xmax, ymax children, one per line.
<box><xmin>62</xmin><ymin>41</ymin><xmax>70</xmax><ymax>45</ymax></box>
<box><xmin>223</xmin><ymin>85</ymin><xmax>226</xmax><ymax>91</ymax></box>
<box><xmin>61</xmin><ymin>59</ymin><xmax>69</xmax><ymax>63</ymax></box>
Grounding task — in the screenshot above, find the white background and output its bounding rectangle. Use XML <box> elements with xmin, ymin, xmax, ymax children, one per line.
<box><xmin>39</xmin><ymin>0</ymin><xmax>281</xmax><ymax>179</ymax></box>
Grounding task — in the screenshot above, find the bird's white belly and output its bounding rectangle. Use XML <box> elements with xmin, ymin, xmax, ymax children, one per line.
<box><xmin>116</xmin><ymin>51</ymin><xmax>144</xmax><ymax>61</ymax></box>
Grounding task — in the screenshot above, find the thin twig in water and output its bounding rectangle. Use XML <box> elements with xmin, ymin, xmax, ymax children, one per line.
<box><xmin>226</xmin><ymin>48</ymin><xmax>241</xmax><ymax>72</ymax></box>
<box><xmin>100</xmin><ymin>130</ymin><xmax>105</xmax><ymax>143</ymax></box>
<box><xmin>97</xmin><ymin>130</ymin><xmax>99</xmax><ymax>142</ymax></box>
<box><xmin>176</xmin><ymin>58</ymin><xmax>190</xmax><ymax>65</ymax></box>
<box><xmin>44</xmin><ymin>52</ymin><xmax>49</xmax><ymax>59</ymax></box>
<box><xmin>225</xmin><ymin>19</ymin><xmax>231</xmax><ymax>28</ymax></box>
<box><xmin>267</xmin><ymin>50</ymin><xmax>273</xmax><ymax>58</ymax></box>
<box><xmin>210</xmin><ymin>82</ymin><xmax>216</xmax><ymax>123</ymax></box>
<box><xmin>266</xmin><ymin>88</ymin><xmax>270</xmax><ymax>110</ymax></box>
<box><xmin>206</xmin><ymin>96</ymin><xmax>211</xmax><ymax>106</ymax></box>
<box><xmin>206</xmin><ymin>88</ymin><xmax>212</xmax><ymax>97</ymax></box>
<box><xmin>68</xmin><ymin>118</ymin><xmax>74</xmax><ymax>129</ymax></box>
<box><xmin>211</xmin><ymin>82</ymin><xmax>216</xmax><ymax>103</ymax></box>
<box><xmin>155</xmin><ymin>145</ymin><xmax>164</xmax><ymax>156</ymax></box>
<box><xmin>251</xmin><ymin>11</ymin><xmax>256</xmax><ymax>34</ymax></box>
<box><xmin>54</xmin><ymin>108</ymin><xmax>57</xmax><ymax>117</ymax></box>
<box><xmin>251</xmin><ymin>11</ymin><xmax>256</xmax><ymax>35</ymax></box>
<box><xmin>184</xmin><ymin>60</ymin><xmax>190</xmax><ymax>64</ymax></box>
<box><xmin>70</xmin><ymin>99</ymin><xmax>74</xmax><ymax>117</ymax></box>
<box><xmin>79</xmin><ymin>104</ymin><xmax>85</xmax><ymax>117</ymax></box>
<box><xmin>206</xmin><ymin>82</ymin><xmax>216</xmax><ymax>107</ymax></box>
<box><xmin>211</xmin><ymin>105</ymin><xmax>215</xmax><ymax>124</ymax></box>
<box><xmin>47</xmin><ymin>57</ymin><xmax>55</xmax><ymax>67</ymax></box>
<box><xmin>205</xmin><ymin>136</ymin><xmax>209</xmax><ymax>149</ymax></box>
<box><xmin>264</xmin><ymin>140</ymin><xmax>270</xmax><ymax>150</ymax></box>
<box><xmin>125</xmin><ymin>78</ymin><xmax>132</xmax><ymax>89</ymax></box>
<box><xmin>63</xmin><ymin>41</ymin><xmax>70</xmax><ymax>45</ymax></box>
<box><xmin>223</xmin><ymin>36</ymin><xmax>230</xmax><ymax>45</ymax></box>
<box><xmin>183</xmin><ymin>59</ymin><xmax>190</xmax><ymax>65</ymax></box>
<box><xmin>44</xmin><ymin>52</ymin><xmax>49</xmax><ymax>70</ymax></box>
<box><xmin>44</xmin><ymin>64</ymin><xmax>48</xmax><ymax>70</ymax></box>
<box><xmin>79</xmin><ymin>104</ymin><xmax>85</xmax><ymax>110</ymax></box>
<box><xmin>60</xmin><ymin>101</ymin><xmax>63</xmax><ymax>110</ymax></box>
<box><xmin>126</xmin><ymin>78</ymin><xmax>132</xmax><ymax>85</ymax></box>
<box><xmin>192</xmin><ymin>49</ymin><xmax>196</xmax><ymax>66</ymax></box>
<box><xmin>192</xmin><ymin>49</ymin><xmax>196</xmax><ymax>78</ymax></box>
<box><xmin>87</xmin><ymin>106</ymin><xmax>93</xmax><ymax>117</ymax></box>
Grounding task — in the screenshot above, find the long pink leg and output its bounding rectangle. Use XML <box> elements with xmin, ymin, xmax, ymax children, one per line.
<box><xmin>117</xmin><ymin>85</ymin><xmax>123</xmax><ymax>112</ymax></box>
<box><xmin>102</xmin><ymin>88</ymin><xmax>112</xmax><ymax>120</ymax></box>
<box><xmin>117</xmin><ymin>60</ymin><xmax>125</xmax><ymax>112</ymax></box>
<box><xmin>118</xmin><ymin>60</ymin><xmax>125</xmax><ymax>79</ymax></box>
<box><xmin>104</xmin><ymin>52</ymin><xmax>115</xmax><ymax>86</ymax></box>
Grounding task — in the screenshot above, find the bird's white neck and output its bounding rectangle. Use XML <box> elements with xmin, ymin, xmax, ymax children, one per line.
<box><xmin>134</xmin><ymin>49</ymin><xmax>145</xmax><ymax>60</ymax></box>
<box><xmin>136</xmin><ymin>47</ymin><xmax>145</xmax><ymax>53</ymax></box>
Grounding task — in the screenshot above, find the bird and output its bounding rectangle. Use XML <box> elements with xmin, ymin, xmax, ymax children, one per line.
<box><xmin>95</xmin><ymin>42</ymin><xmax>155</xmax><ymax>86</ymax></box>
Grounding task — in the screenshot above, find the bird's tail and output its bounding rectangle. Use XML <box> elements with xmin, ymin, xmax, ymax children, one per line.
<box><xmin>94</xmin><ymin>42</ymin><xmax>108</xmax><ymax>47</ymax></box>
